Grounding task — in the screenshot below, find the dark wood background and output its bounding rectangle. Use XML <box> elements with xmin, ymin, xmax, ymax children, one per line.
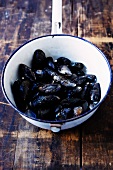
<box><xmin>0</xmin><ymin>0</ymin><xmax>113</xmax><ymax>169</ymax></box>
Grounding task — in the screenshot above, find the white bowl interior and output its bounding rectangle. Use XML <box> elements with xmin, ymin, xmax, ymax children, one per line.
<box><xmin>3</xmin><ymin>35</ymin><xmax>111</xmax><ymax>110</ymax></box>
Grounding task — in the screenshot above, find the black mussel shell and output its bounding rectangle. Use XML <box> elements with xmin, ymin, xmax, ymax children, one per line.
<box><xmin>20</xmin><ymin>80</ymin><xmax>31</xmax><ymax>101</ymax></box>
<box><xmin>30</xmin><ymin>82</ymin><xmax>40</xmax><ymax>95</ymax></box>
<box><xmin>30</xmin><ymin>95</ymin><xmax>60</xmax><ymax>109</ymax></box>
<box><xmin>35</xmin><ymin>69</ymin><xmax>53</xmax><ymax>83</ymax></box>
<box><xmin>38</xmin><ymin>83</ymin><xmax>62</xmax><ymax>94</ymax></box>
<box><xmin>36</xmin><ymin>107</ymin><xmax>51</xmax><ymax>119</ymax></box>
<box><xmin>60</xmin><ymin>79</ymin><xmax>76</xmax><ymax>88</ymax></box>
<box><xmin>70</xmin><ymin>62</ymin><xmax>87</xmax><ymax>75</ymax></box>
<box><xmin>29</xmin><ymin>82</ymin><xmax>46</xmax><ymax>101</ymax></box>
<box><xmin>12</xmin><ymin>50</ymin><xmax>101</xmax><ymax>121</ymax></box>
<box><xmin>86</xmin><ymin>74</ymin><xmax>97</xmax><ymax>84</ymax></box>
<box><xmin>12</xmin><ymin>79</ymin><xmax>31</xmax><ymax>112</ymax></box>
<box><xmin>69</xmin><ymin>74</ymin><xmax>78</xmax><ymax>81</ymax></box>
<box><xmin>56</xmin><ymin>57</ymin><xmax>71</xmax><ymax>66</ymax></box>
<box><xmin>90</xmin><ymin>83</ymin><xmax>101</xmax><ymax>104</ymax></box>
<box><xmin>66</xmin><ymin>86</ymin><xmax>82</xmax><ymax>98</ymax></box>
<box><xmin>79</xmin><ymin>100</ymin><xmax>89</xmax><ymax>112</ymax></box>
<box><xmin>80</xmin><ymin>83</ymin><xmax>93</xmax><ymax>101</ymax></box>
<box><xmin>35</xmin><ymin>106</ymin><xmax>56</xmax><ymax>120</ymax></box>
<box><xmin>55</xmin><ymin>107</ymin><xmax>72</xmax><ymax>120</ymax></box>
<box><xmin>72</xmin><ymin>74</ymin><xmax>97</xmax><ymax>86</ymax></box>
<box><xmin>54</xmin><ymin>105</ymin><xmax>62</xmax><ymax>114</ymax></box>
<box><xmin>73</xmin><ymin>76</ymin><xmax>88</xmax><ymax>86</ymax></box>
<box><xmin>35</xmin><ymin>70</ymin><xmax>44</xmax><ymax>79</ymax></box>
<box><xmin>44</xmin><ymin>67</ymin><xmax>57</xmax><ymax>77</ymax></box>
<box><xmin>19</xmin><ymin>64</ymin><xmax>36</xmax><ymax>81</ymax></box>
<box><xmin>32</xmin><ymin>49</ymin><xmax>46</xmax><ymax>70</ymax></box>
<box><xmin>60</xmin><ymin>97</ymin><xmax>88</xmax><ymax>112</ymax></box>
<box><xmin>60</xmin><ymin>98</ymin><xmax>81</xmax><ymax>107</ymax></box>
<box><xmin>46</xmin><ymin>57</ymin><xmax>56</xmax><ymax>70</ymax></box>
<box><xmin>73</xmin><ymin>100</ymin><xmax>89</xmax><ymax>116</ymax></box>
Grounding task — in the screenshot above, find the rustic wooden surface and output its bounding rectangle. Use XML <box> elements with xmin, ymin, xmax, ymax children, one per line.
<box><xmin>0</xmin><ymin>0</ymin><xmax>113</xmax><ymax>169</ymax></box>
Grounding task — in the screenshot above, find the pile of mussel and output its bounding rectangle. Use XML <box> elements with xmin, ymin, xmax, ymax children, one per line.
<box><xmin>12</xmin><ymin>49</ymin><xmax>101</xmax><ymax>121</ymax></box>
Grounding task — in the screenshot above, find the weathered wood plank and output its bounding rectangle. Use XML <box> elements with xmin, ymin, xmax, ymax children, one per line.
<box><xmin>0</xmin><ymin>2</ymin><xmax>24</xmax><ymax>169</ymax></box>
<box><xmin>1</xmin><ymin>0</ymin><xmax>113</xmax><ymax>169</ymax></box>
<box><xmin>82</xmin><ymin>84</ymin><xmax>113</xmax><ymax>169</ymax></box>
<box><xmin>13</xmin><ymin>123</ymin><xmax>80</xmax><ymax>170</ymax></box>
<box><xmin>80</xmin><ymin>0</ymin><xmax>113</xmax><ymax>169</ymax></box>
<box><xmin>12</xmin><ymin>0</ymin><xmax>80</xmax><ymax>169</ymax></box>
<box><xmin>0</xmin><ymin>104</ymin><xmax>20</xmax><ymax>170</ymax></box>
<box><xmin>0</xmin><ymin>0</ymin><xmax>80</xmax><ymax>169</ymax></box>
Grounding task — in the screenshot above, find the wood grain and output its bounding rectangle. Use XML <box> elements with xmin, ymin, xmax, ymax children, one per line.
<box><xmin>0</xmin><ymin>0</ymin><xmax>113</xmax><ymax>169</ymax></box>
<box><xmin>13</xmin><ymin>125</ymin><xmax>80</xmax><ymax>170</ymax></box>
<box><xmin>0</xmin><ymin>1</ymin><xmax>80</xmax><ymax>169</ymax></box>
<box><xmin>82</xmin><ymin>85</ymin><xmax>113</xmax><ymax>169</ymax></box>
<box><xmin>78</xmin><ymin>0</ymin><xmax>113</xmax><ymax>169</ymax></box>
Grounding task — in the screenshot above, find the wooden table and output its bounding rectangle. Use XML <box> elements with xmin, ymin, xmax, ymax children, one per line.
<box><xmin>0</xmin><ymin>0</ymin><xmax>113</xmax><ymax>169</ymax></box>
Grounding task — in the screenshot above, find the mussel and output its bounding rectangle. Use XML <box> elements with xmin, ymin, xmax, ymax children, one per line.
<box><xmin>55</xmin><ymin>107</ymin><xmax>72</xmax><ymax>120</ymax></box>
<box><xmin>12</xmin><ymin>79</ymin><xmax>31</xmax><ymax>112</ymax></box>
<box><xmin>70</xmin><ymin>62</ymin><xmax>87</xmax><ymax>75</ymax></box>
<box><xmin>46</xmin><ymin>56</ymin><xmax>56</xmax><ymax>70</ymax></box>
<box><xmin>90</xmin><ymin>83</ymin><xmax>101</xmax><ymax>104</ymax></box>
<box><xmin>38</xmin><ymin>83</ymin><xmax>61</xmax><ymax>94</ymax></box>
<box><xmin>30</xmin><ymin>95</ymin><xmax>60</xmax><ymax>109</ymax></box>
<box><xmin>56</xmin><ymin>57</ymin><xmax>71</xmax><ymax>66</ymax></box>
<box><xmin>32</xmin><ymin>49</ymin><xmax>46</xmax><ymax>70</ymax></box>
<box><xmin>19</xmin><ymin>64</ymin><xmax>36</xmax><ymax>81</ymax></box>
<box><xmin>12</xmin><ymin>49</ymin><xmax>101</xmax><ymax>121</ymax></box>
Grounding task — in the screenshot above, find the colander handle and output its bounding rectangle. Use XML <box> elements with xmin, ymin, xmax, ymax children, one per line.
<box><xmin>51</xmin><ymin>0</ymin><xmax>62</xmax><ymax>34</ymax></box>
